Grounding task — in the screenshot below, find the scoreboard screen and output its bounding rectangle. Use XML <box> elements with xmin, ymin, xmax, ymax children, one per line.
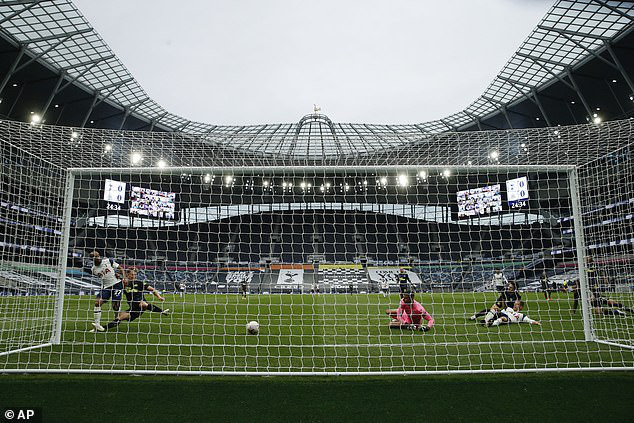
<box><xmin>506</xmin><ymin>176</ymin><xmax>529</xmax><ymax>209</ymax></box>
<box><xmin>457</xmin><ymin>184</ymin><xmax>502</xmax><ymax>218</ymax></box>
<box><xmin>129</xmin><ymin>186</ymin><xmax>177</xmax><ymax>220</ymax></box>
<box><xmin>103</xmin><ymin>179</ymin><xmax>126</xmax><ymax>204</ymax></box>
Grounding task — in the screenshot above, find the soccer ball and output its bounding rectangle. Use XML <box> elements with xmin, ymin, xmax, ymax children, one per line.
<box><xmin>246</xmin><ymin>321</ymin><xmax>260</xmax><ymax>335</ymax></box>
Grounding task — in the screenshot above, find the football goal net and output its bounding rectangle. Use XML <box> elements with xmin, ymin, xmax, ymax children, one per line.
<box><xmin>0</xmin><ymin>118</ymin><xmax>633</xmax><ymax>374</ymax></box>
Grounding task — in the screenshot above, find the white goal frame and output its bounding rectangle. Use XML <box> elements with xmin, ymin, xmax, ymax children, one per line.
<box><xmin>3</xmin><ymin>163</ymin><xmax>633</xmax><ymax>374</ymax></box>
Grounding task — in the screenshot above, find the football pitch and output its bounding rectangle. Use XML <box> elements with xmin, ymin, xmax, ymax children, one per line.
<box><xmin>2</xmin><ymin>292</ymin><xmax>633</xmax><ymax>373</ymax></box>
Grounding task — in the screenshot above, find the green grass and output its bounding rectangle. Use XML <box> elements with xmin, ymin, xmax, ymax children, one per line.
<box><xmin>1</xmin><ymin>292</ymin><xmax>633</xmax><ymax>372</ymax></box>
<box><xmin>1</xmin><ymin>372</ymin><xmax>634</xmax><ymax>423</ymax></box>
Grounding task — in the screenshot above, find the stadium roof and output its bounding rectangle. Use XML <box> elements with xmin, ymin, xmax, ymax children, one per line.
<box><xmin>0</xmin><ymin>0</ymin><xmax>633</xmax><ymax>157</ymax></box>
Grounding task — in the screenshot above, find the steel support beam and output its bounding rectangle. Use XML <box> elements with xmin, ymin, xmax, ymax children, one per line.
<box><xmin>537</xmin><ymin>24</ymin><xmax>611</xmax><ymax>41</ymax></box>
<box><xmin>531</xmin><ymin>88</ymin><xmax>552</xmax><ymax>126</ymax></box>
<box><xmin>541</xmin><ymin>26</ymin><xmax>618</xmax><ymax>70</ymax></box>
<box><xmin>591</xmin><ymin>0</ymin><xmax>634</xmax><ymax>21</ymax></box>
<box><xmin>603</xmin><ymin>41</ymin><xmax>634</xmax><ymax>96</ymax></box>
<box><xmin>463</xmin><ymin>110</ymin><xmax>483</xmax><ymax>130</ymax></box>
<box><xmin>482</xmin><ymin>95</ymin><xmax>514</xmax><ymax>129</ymax></box>
<box><xmin>41</xmin><ymin>70</ymin><xmax>65</xmax><ymax>117</ymax></box>
<box><xmin>19</xmin><ymin>27</ymin><xmax>93</xmax><ymax>45</ymax></box>
<box><xmin>0</xmin><ymin>0</ymin><xmax>46</xmax><ymax>25</ymax></box>
<box><xmin>80</xmin><ymin>91</ymin><xmax>99</xmax><ymax>128</ymax></box>
<box><xmin>516</xmin><ymin>52</ymin><xmax>575</xmax><ymax>91</ymax></box>
<box><xmin>566</xmin><ymin>68</ymin><xmax>595</xmax><ymax>119</ymax></box>
<box><xmin>0</xmin><ymin>44</ymin><xmax>26</xmax><ymax>97</ymax></box>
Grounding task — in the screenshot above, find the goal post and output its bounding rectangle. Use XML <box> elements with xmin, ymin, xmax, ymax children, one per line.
<box><xmin>51</xmin><ymin>171</ymin><xmax>75</xmax><ymax>345</ymax></box>
<box><xmin>1</xmin><ymin>118</ymin><xmax>633</xmax><ymax>374</ymax></box>
<box><xmin>568</xmin><ymin>167</ymin><xmax>595</xmax><ymax>343</ymax></box>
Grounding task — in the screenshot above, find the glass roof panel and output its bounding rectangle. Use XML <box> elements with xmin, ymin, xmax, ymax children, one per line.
<box><xmin>0</xmin><ymin>0</ymin><xmax>632</xmax><ymax>156</ymax></box>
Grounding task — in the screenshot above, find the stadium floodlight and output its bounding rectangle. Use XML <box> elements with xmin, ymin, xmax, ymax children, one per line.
<box><xmin>130</xmin><ymin>152</ymin><xmax>142</xmax><ymax>165</ymax></box>
<box><xmin>418</xmin><ymin>171</ymin><xmax>427</xmax><ymax>179</ymax></box>
<box><xmin>380</xmin><ymin>177</ymin><xmax>388</xmax><ymax>185</ymax></box>
<box><xmin>104</xmin><ymin>144</ymin><xmax>112</xmax><ymax>152</ymax></box>
<box><xmin>203</xmin><ymin>174</ymin><xmax>211</xmax><ymax>183</ymax></box>
<box><xmin>263</xmin><ymin>180</ymin><xmax>269</xmax><ymax>187</ymax></box>
<box><xmin>30</xmin><ymin>113</ymin><xmax>41</xmax><ymax>124</ymax></box>
<box><xmin>300</xmin><ymin>182</ymin><xmax>306</xmax><ymax>189</ymax></box>
<box><xmin>594</xmin><ymin>116</ymin><xmax>602</xmax><ymax>124</ymax></box>
<box><xmin>156</xmin><ymin>159</ymin><xmax>168</xmax><ymax>168</ymax></box>
<box><xmin>489</xmin><ymin>150</ymin><xmax>499</xmax><ymax>160</ymax></box>
<box><xmin>442</xmin><ymin>169</ymin><xmax>451</xmax><ymax>178</ymax></box>
<box><xmin>70</xmin><ymin>131</ymin><xmax>79</xmax><ymax>140</ymax></box>
<box><xmin>225</xmin><ymin>175</ymin><xmax>233</xmax><ymax>184</ymax></box>
<box><xmin>398</xmin><ymin>174</ymin><xmax>409</xmax><ymax>186</ymax></box>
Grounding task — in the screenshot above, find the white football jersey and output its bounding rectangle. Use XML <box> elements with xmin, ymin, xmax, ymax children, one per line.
<box><xmin>492</xmin><ymin>273</ymin><xmax>506</xmax><ymax>287</ymax></box>
<box><xmin>91</xmin><ymin>259</ymin><xmax>120</xmax><ymax>288</ymax></box>
<box><xmin>502</xmin><ymin>307</ymin><xmax>524</xmax><ymax>323</ymax></box>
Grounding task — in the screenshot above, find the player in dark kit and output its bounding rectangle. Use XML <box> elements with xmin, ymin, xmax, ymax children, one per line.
<box><xmin>469</xmin><ymin>281</ymin><xmax>522</xmax><ymax>322</ymax></box>
<box><xmin>572</xmin><ymin>283</ymin><xmax>633</xmax><ymax>316</ymax></box>
<box><xmin>240</xmin><ymin>280</ymin><xmax>248</xmax><ymax>299</ymax></box>
<box><xmin>540</xmin><ymin>272</ymin><xmax>552</xmax><ymax>300</ymax></box>
<box><xmin>398</xmin><ymin>268</ymin><xmax>411</xmax><ymax>293</ymax></box>
<box><xmin>97</xmin><ymin>268</ymin><xmax>170</xmax><ymax>331</ymax></box>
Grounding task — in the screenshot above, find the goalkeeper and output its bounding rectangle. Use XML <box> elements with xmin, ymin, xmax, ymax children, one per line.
<box><xmin>94</xmin><ymin>267</ymin><xmax>169</xmax><ymax>332</ymax></box>
<box><xmin>385</xmin><ymin>291</ymin><xmax>434</xmax><ymax>332</ymax></box>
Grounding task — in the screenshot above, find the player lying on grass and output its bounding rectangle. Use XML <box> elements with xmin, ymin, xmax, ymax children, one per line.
<box><xmin>92</xmin><ymin>267</ymin><xmax>169</xmax><ymax>332</ymax></box>
<box><xmin>572</xmin><ymin>284</ymin><xmax>633</xmax><ymax>316</ymax></box>
<box><xmin>469</xmin><ymin>281</ymin><xmax>521</xmax><ymax>321</ymax></box>
<box><xmin>385</xmin><ymin>291</ymin><xmax>434</xmax><ymax>332</ymax></box>
<box><xmin>89</xmin><ymin>251</ymin><xmax>124</xmax><ymax>332</ymax></box>
<box><xmin>486</xmin><ymin>300</ymin><xmax>541</xmax><ymax>327</ymax></box>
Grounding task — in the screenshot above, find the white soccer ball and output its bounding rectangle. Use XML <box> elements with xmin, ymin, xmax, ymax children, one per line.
<box><xmin>246</xmin><ymin>321</ymin><xmax>260</xmax><ymax>335</ymax></box>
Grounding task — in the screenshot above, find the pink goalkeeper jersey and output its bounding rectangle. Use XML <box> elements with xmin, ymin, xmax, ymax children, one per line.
<box><xmin>397</xmin><ymin>299</ymin><xmax>435</xmax><ymax>327</ymax></box>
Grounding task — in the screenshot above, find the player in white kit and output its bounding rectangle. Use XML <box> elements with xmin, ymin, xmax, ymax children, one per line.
<box><xmin>489</xmin><ymin>300</ymin><xmax>541</xmax><ymax>327</ymax></box>
<box><xmin>491</xmin><ymin>269</ymin><xmax>508</xmax><ymax>292</ymax></box>
<box><xmin>380</xmin><ymin>279</ymin><xmax>390</xmax><ymax>297</ymax></box>
<box><xmin>89</xmin><ymin>251</ymin><xmax>124</xmax><ymax>332</ymax></box>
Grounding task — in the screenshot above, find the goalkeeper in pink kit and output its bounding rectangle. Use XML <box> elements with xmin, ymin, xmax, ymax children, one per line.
<box><xmin>386</xmin><ymin>292</ymin><xmax>434</xmax><ymax>332</ymax></box>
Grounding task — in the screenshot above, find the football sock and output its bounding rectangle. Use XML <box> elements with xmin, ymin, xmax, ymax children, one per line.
<box><xmin>94</xmin><ymin>306</ymin><xmax>101</xmax><ymax>325</ymax></box>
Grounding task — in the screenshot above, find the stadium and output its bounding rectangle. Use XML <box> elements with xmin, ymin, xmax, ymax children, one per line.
<box><xmin>1</xmin><ymin>0</ymin><xmax>634</xmax><ymax>421</ymax></box>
